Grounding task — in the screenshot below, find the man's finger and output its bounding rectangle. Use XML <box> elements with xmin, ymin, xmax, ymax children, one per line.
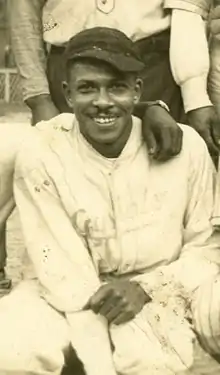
<box><xmin>211</xmin><ymin>122</ymin><xmax>220</xmax><ymax>149</ymax></box>
<box><xmin>200</xmin><ymin>131</ymin><xmax>219</xmax><ymax>155</ymax></box>
<box><xmin>172</xmin><ymin>126</ymin><xmax>183</xmax><ymax>156</ymax></box>
<box><xmin>83</xmin><ymin>300</ymin><xmax>91</xmax><ymax>310</ymax></box>
<box><xmin>101</xmin><ymin>303</ymin><xmax>125</xmax><ymax>323</ymax></box>
<box><xmin>154</xmin><ymin>127</ymin><xmax>173</xmax><ymax>161</ymax></box>
<box><xmin>153</xmin><ymin>124</ymin><xmax>182</xmax><ymax>161</ymax></box>
<box><xmin>111</xmin><ymin>309</ymin><xmax>135</xmax><ymax>325</ymax></box>
<box><xmin>143</xmin><ymin>128</ymin><xmax>158</xmax><ymax>157</ymax></box>
<box><xmin>98</xmin><ymin>293</ymin><xmax>123</xmax><ymax>317</ymax></box>
<box><xmin>87</xmin><ymin>286</ymin><xmax>113</xmax><ymax>312</ymax></box>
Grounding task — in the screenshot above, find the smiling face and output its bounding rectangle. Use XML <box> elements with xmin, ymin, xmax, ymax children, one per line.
<box><xmin>64</xmin><ymin>58</ymin><xmax>142</xmax><ymax>157</ymax></box>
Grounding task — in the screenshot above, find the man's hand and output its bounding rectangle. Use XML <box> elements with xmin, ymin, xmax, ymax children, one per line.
<box><xmin>84</xmin><ymin>280</ymin><xmax>151</xmax><ymax>325</ymax></box>
<box><xmin>26</xmin><ymin>94</ymin><xmax>59</xmax><ymax>125</ymax></box>
<box><xmin>141</xmin><ymin>105</ymin><xmax>183</xmax><ymax>161</ymax></box>
<box><xmin>187</xmin><ymin>107</ymin><xmax>220</xmax><ymax>158</ymax></box>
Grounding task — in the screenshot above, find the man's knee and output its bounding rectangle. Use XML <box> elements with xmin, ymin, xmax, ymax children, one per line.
<box><xmin>0</xmin><ymin>313</ymin><xmax>65</xmax><ymax>373</ymax></box>
<box><xmin>0</xmin><ymin>282</ymin><xmax>69</xmax><ymax>373</ymax></box>
<box><xmin>0</xmin><ymin>343</ymin><xmax>65</xmax><ymax>374</ymax></box>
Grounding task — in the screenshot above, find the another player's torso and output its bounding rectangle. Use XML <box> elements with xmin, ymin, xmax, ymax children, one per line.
<box><xmin>42</xmin><ymin>0</ymin><xmax>170</xmax><ymax>45</ymax></box>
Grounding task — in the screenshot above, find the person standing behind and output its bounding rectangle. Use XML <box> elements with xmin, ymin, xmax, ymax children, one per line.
<box><xmin>209</xmin><ymin>0</ymin><xmax>220</xmax><ymax>117</ymax></box>
<box><xmin>9</xmin><ymin>0</ymin><xmax>220</xmax><ymax>152</ymax></box>
<box><xmin>206</xmin><ymin>0</ymin><xmax>220</xmax><ymax>231</ymax></box>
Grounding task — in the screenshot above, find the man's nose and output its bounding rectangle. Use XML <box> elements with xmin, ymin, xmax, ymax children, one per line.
<box><xmin>93</xmin><ymin>88</ymin><xmax>113</xmax><ymax>110</ymax></box>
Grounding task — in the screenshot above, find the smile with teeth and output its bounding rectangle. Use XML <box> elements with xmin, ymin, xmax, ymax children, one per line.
<box><xmin>93</xmin><ymin>116</ymin><xmax>116</xmax><ymax>125</ymax></box>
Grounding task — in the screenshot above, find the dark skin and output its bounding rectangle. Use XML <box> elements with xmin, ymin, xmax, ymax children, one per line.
<box><xmin>187</xmin><ymin>107</ymin><xmax>220</xmax><ymax>162</ymax></box>
<box><xmin>136</xmin><ymin>102</ymin><xmax>183</xmax><ymax>161</ymax></box>
<box><xmin>27</xmin><ymin>95</ymin><xmax>59</xmax><ymax>126</ymax></box>
<box><xmin>210</xmin><ymin>1</ymin><xmax>220</xmax><ymax>40</ymax></box>
<box><xmin>63</xmin><ymin>59</ymin><xmax>151</xmax><ymax>324</ymax></box>
<box><xmin>84</xmin><ymin>280</ymin><xmax>151</xmax><ymax>325</ymax></box>
<box><xmin>64</xmin><ymin>59</ymin><xmax>142</xmax><ymax>157</ymax></box>
<box><xmin>28</xmin><ymin>94</ymin><xmax>183</xmax><ymax>162</ymax></box>
<box><xmin>28</xmin><ymin>92</ymin><xmax>183</xmax><ymax>161</ymax></box>
<box><xmin>204</xmin><ymin>2</ymin><xmax>220</xmax><ymax>163</ymax></box>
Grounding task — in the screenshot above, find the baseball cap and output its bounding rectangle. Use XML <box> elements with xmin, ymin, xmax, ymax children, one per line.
<box><xmin>64</xmin><ymin>27</ymin><xmax>145</xmax><ymax>73</ymax></box>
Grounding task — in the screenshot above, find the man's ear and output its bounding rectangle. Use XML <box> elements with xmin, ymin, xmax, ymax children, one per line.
<box><xmin>62</xmin><ymin>81</ymin><xmax>73</xmax><ymax>109</ymax></box>
<box><xmin>134</xmin><ymin>78</ymin><xmax>143</xmax><ymax>104</ymax></box>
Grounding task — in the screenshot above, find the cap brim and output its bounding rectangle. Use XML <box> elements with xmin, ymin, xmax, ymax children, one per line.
<box><xmin>66</xmin><ymin>49</ymin><xmax>145</xmax><ymax>73</ymax></box>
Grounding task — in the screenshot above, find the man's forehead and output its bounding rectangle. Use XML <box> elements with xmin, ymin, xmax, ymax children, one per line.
<box><xmin>69</xmin><ymin>59</ymin><xmax>129</xmax><ymax>81</ymax></box>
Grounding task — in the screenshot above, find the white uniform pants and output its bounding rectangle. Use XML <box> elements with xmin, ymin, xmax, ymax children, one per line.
<box><xmin>1</xmin><ymin>281</ymin><xmax>220</xmax><ymax>375</ymax></box>
<box><xmin>0</xmin><ymin>281</ymin><xmax>69</xmax><ymax>375</ymax></box>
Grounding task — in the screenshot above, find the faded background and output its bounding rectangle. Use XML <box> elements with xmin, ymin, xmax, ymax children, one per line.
<box><xmin>0</xmin><ymin>0</ymin><xmax>32</xmax><ymax>290</ymax></box>
<box><xmin>0</xmin><ymin>104</ymin><xmax>31</xmax><ymax>292</ymax></box>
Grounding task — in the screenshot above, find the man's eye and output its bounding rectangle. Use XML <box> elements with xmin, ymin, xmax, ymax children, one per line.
<box><xmin>110</xmin><ymin>83</ymin><xmax>127</xmax><ymax>91</ymax></box>
<box><xmin>78</xmin><ymin>85</ymin><xmax>96</xmax><ymax>93</ymax></box>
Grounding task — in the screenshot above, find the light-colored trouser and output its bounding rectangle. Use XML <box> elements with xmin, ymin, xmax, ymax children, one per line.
<box><xmin>1</xmin><ymin>281</ymin><xmax>220</xmax><ymax>375</ymax></box>
<box><xmin>0</xmin><ymin>123</ymin><xmax>29</xmax><ymax>270</ymax></box>
<box><xmin>0</xmin><ymin>158</ymin><xmax>16</xmax><ymax>270</ymax></box>
<box><xmin>0</xmin><ymin>281</ymin><xmax>69</xmax><ymax>375</ymax></box>
<box><xmin>0</xmin><ymin>201</ymin><xmax>15</xmax><ymax>270</ymax></box>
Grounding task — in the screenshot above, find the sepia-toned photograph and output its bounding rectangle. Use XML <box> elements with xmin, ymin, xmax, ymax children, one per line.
<box><xmin>1</xmin><ymin>0</ymin><xmax>220</xmax><ymax>374</ymax></box>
